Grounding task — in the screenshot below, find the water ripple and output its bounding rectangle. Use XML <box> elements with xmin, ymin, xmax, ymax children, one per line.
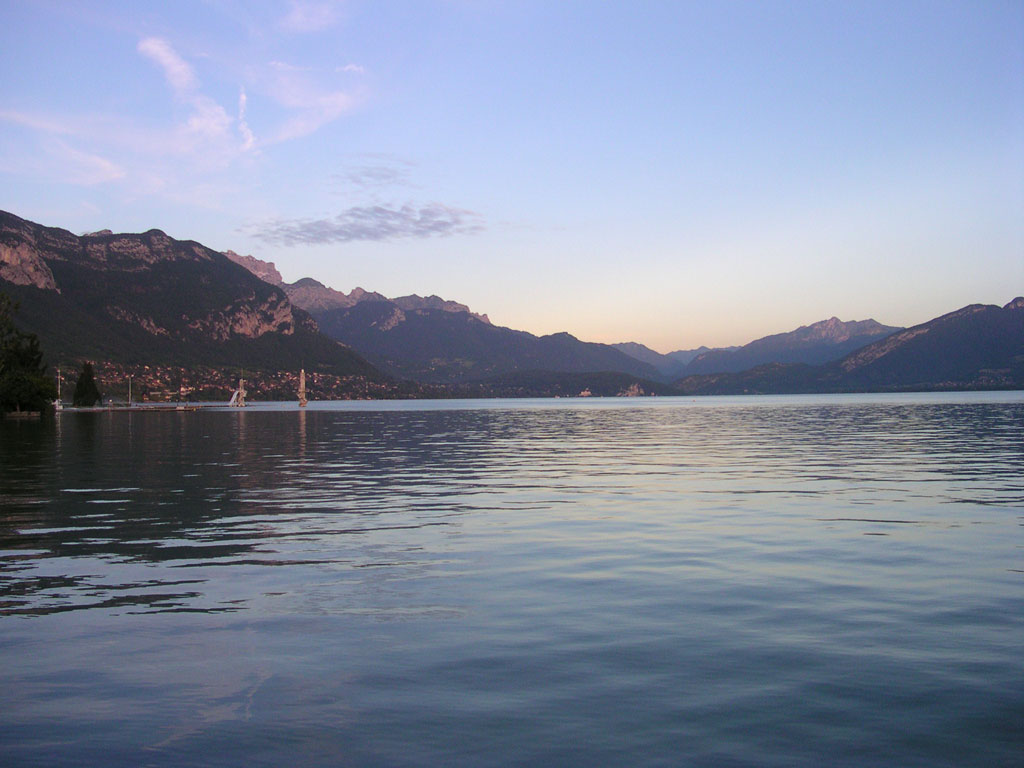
<box><xmin>1</xmin><ymin>394</ymin><xmax>1022</xmax><ymax>766</ymax></box>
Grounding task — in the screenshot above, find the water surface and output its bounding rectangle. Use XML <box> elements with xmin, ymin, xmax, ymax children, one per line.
<box><xmin>1</xmin><ymin>393</ymin><xmax>1022</xmax><ymax>766</ymax></box>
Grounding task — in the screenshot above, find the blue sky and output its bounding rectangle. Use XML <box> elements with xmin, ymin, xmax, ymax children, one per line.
<box><xmin>1</xmin><ymin>1</ymin><xmax>1021</xmax><ymax>351</ymax></box>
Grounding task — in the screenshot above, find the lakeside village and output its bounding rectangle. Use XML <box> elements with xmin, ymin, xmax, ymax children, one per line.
<box><xmin>61</xmin><ymin>364</ymin><xmax>653</xmax><ymax>406</ymax></box>
<box><xmin>5</xmin><ymin>358</ymin><xmax>657</xmax><ymax>417</ymax></box>
<box><xmin>54</xmin><ymin>363</ymin><xmax>409</xmax><ymax>406</ymax></box>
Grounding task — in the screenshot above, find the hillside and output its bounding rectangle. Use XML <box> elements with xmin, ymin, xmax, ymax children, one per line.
<box><xmin>612</xmin><ymin>314</ymin><xmax>898</xmax><ymax>380</ymax></box>
<box><xmin>612</xmin><ymin>342</ymin><xmax>716</xmax><ymax>378</ymax></box>
<box><xmin>0</xmin><ymin>210</ymin><xmax>382</xmax><ymax>382</ymax></box>
<box><xmin>681</xmin><ymin>317</ymin><xmax>901</xmax><ymax>375</ymax></box>
<box><xmin>822</xmin><ymin>298</ymin><xmax>1024</xmax><ymax>390</ymax></box>
<box><xmin>226</xmin><ymin>251</ymin><xmax>662</xmax><ymax>384</ymax></box>
<box><xmin>311</xmin><ymin>300</ymin><xmax>661</xmax><ymax>383</ymax></box>
<box><xmin>676</xmin><ymin>298</ymin><xmax>1024</xmax><ymax>394</ymax></box>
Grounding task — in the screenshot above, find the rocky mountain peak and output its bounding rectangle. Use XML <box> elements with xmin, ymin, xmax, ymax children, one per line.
<box><xmin>799</xmin><ymin>316</ymin><xmax>894</xmax><ymax>344</ymax></box>
<box><xmin>392</xmin><ymin>293</ymin><xmax>490</xmax><ymax>323</ymax></box>
<box><xmin>349</xmin><ymin>287</ymin><xmax>388</xmax><ymax>303</ymax></box>
<box><xmin>221</xmin><ymin>244</ymin><xmax>489</xmax><ymax>324</ymax></box>
<box><xmin>223</xmin><ymin>250</ymin><xmax>284</xmax><ymax>286</ymax></box>
<box><xmin>804</xmin><ymin>316</ymin><xmax>851</xmax><ymax>342</ymax></box>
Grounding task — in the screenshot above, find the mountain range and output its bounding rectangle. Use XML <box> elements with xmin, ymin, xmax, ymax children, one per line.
<box><xmin>678</xmin><ymin>316</ymin><xmax>901</xmax><ymax>375</ymax></box>
<box><xmin>609</xmin><ymin>342</ymin><xmax>721</xmax><ymax>378</ymax></box>
<box><xmin>0</xmin><ymin>210</ymin><xmax>388</xmax><ymax>398</ymax></box>
<box><xmin>225</xmin><ymin>250</ymin><xmax>906</xmax><ymax>385</ymax></box>
<box><xmin>221</xmin><ymin>249</ymin><xmax>1022</xmax><ymax>393</ymax></box>
<box><xmin>675</xmin><ymin>298</ymin><xmax>1024</xmax><ymax>394</ymax></box>
<box><xmin>2</xmin><ymin>209</ymin><xmax>1021</xmax><ymax>397</ymax></box>
<box><xmin>608</xmin><ymin>314</ymin><xmax>900</xmax><ymax>380</ymax></box>
<box><xmin>224</xmin><ymin>251</ymin><xmax>661</xmax><ymax>384</ymax></box>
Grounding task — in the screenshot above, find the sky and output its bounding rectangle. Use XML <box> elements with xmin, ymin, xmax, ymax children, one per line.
<box><xmin>1</xmin><ymin>0</ymin><xmax>1021</xmax><ymax>352</ymax></box>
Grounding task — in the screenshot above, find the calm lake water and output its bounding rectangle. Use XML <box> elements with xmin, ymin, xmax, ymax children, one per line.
<box><xmin>1</xmin><ymin>393</ymin><xmax>1022</xmax><ymax>767</ymax></box>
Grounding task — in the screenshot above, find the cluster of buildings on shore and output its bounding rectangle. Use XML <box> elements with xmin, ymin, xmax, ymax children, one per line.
<box><xmin>60</xmin><ymin>363</ymin><xmax>401</xmax><ymax>403</ymax></box>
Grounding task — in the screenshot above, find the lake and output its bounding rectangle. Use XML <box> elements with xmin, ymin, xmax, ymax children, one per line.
<box><xmin>1</xmin><ymin>393</ymin><xmax>1022</xmax><ymax>767</ymax></box>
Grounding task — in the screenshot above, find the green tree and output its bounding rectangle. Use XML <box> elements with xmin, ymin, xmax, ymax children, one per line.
<box><xmin>72</xmin><ymin>362</ymin><xmax>103</xmax><ymax>407</ymax></box>
<box><xmin>0</xmin><ymin>292</ymin><xmax>57</xmax><ymax>414</ymax></box>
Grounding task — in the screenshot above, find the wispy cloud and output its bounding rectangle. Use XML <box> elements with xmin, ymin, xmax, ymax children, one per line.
<box><xmin>237</xmin><ymin>88</ymin><xmax>255</xmax><ymax>151</ymax></box>
<box><xmin>274</xmin><ymin>92</ymin><xmax>354</xmax><ymax>142</ymax></box>
<box><xmin>1</xmin><ymin>38</ymin><xmax>249</xmax><ymax>199</ymax></box>
<box><xmin>138</xmin><ymin>37</ymin><xmax>237</xmax><ymax>148</ymax></box>
<box><xmin>269</xmin><ymin>60</ymin><xmax>311</xmax><ymax>73</ymax></box>
<box><xmin>1</xmin><ymin>30</ymin><xmax>361</xmax><ymax>205</ymax></box>
<box><xmin>339</xmin><ymin>63</ymin><xmax>365</xmax><ymax>75</ymax></box>
<box><xmin>262</xmin><ymin>61</ymin><xmax>359</xmax><ymax>143</ymax></box>
<box><xmin>133</xmin><ymin>43</ymin><xmax>358</xmax><ymax>151</ymax></box>
<box><xmin>250</xmin><ymin>203</ymin><xmax>485</xmax><ymax>246</ymax></box>
<box><xmin>50</xmin><ymin>139</ymin><xmax>126</xmax><ymax>185</ymax></box>
<box><xmin>333</xmin><ymin>155</ymin><xmax>416</xmax><ymax>191</ymax></box>
<box><xmin>137</xmin><ymin>37</ymin><xmax>197</xmax><ymax>94</ymax></box>
<box><xmin>280</xmin><ymin>1</ymin><xmax>342</xmax><ymax>33</ymax></box>
<box><xmin>0</xmin><ymin>109</ymin><xmax>74</xmax><ymax>135</ymax></box>
<box><xmin>0</xmin><ymin>133</ymin><xmax>124</xmax><ymax>186</ymax></box>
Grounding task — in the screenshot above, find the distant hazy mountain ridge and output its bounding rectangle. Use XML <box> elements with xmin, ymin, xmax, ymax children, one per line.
<box><xmin>675</xmin><ymin>298</ymin><xmax>1023</xmax><ymax>394</ymax></box>
<box><xmin>612</xmin><ymin>342</ymin><xmax>719</xmax><ymax>378</ymax></box>
<box><xmin>681</xmin><ymin>316</ymin><xmax>901</xmax><ymax>375</ymax></box>
<box><xmin>613</xmin><ymin>315</ymin><xmax>898</xmax><ymax>379</ymax></box>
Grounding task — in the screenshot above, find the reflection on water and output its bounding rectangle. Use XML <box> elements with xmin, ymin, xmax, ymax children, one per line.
<box><xmin>1</xmin><ymin>394</ymin><xmax>1022</xmax><ymax>766</ymax></box>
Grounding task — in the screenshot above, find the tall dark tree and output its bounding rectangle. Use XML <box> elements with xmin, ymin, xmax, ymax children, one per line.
<box><xmin>72</xmin><ymin>362</ymin><xmax>103</xmax><ymax>407</ymax></box>
<box><xmin>0</xmin><ymin>293</ymin><xmax>57</xmax><ymax>414</ymax></box>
